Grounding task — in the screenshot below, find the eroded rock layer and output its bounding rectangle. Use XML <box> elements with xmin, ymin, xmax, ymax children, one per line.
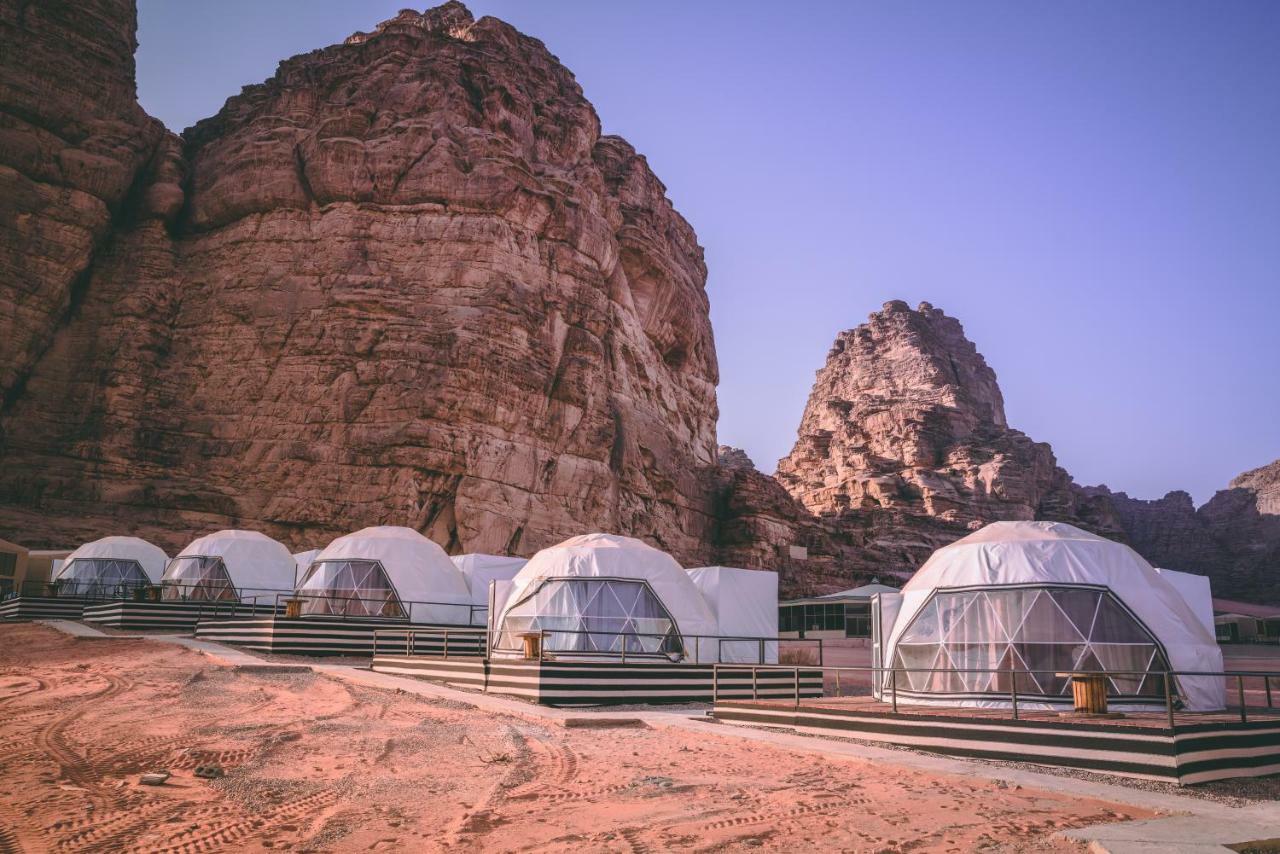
<box><xmin>0</xmin><ymin>2</ymin><xmax>720</xmax><ymax>561</ymax></box>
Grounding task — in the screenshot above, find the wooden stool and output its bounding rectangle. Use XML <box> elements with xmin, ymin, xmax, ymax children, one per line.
<box><xmin>1057</xmin><ymin>672</ymin><xmax>1124</xmax><ymax>718</ymax></box>
<box><xmin>520</xmin><ymin>632</ymin><xmax>543</xmax><ymax>660</ymax></box>
<box><xmin>284</xmin><ymin>598</ymin><xmax>303</xmax><ymax>619</ymax></box>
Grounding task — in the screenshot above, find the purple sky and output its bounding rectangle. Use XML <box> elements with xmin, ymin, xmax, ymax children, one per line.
<box><xmin>136</xmin><ymin>1</ymin><xmax>1280</xmax><ymax>505</ymax></box>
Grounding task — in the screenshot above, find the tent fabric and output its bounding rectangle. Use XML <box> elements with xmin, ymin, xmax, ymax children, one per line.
<box><xmin>307</xmin><ymin>526</ymin><xmax>472</xmax><ymax>624</ymax></box>
<box><xmin>881</xmin><ymin>521</ymin><xmax>1224</xmax><ymax>711</ymax></box>
<box><xmin>1154</xmin><ymin>568</ymin><xmax>1215</xmax><ymax>638</ymax></box>
<box><xmin>167</xmin><ymin>530</ymin><xmax>296</xmax><ymax>601</ymax></box>
<box><xmin>820</xmin><ymin>583</ymin><xmax>900</xmax><ymax>599</ymax></box>
<box><xmin>452</xmin><ymin>554</ymin><xmax>528</xmax><ymax>624</ymax></box>
<box><xmin>686</xmin><ymin>566</ymin><xmax>778</xmax><ymax>664</ymax></box>
<box><xmin>491</xmin><ymin>534</ymin><xmax>719</xmax><ymax>662</ymax></box>
<box><xmin>57</xmin><ymin>536</ymin><xmax>168</xmax><ymax>584</ymax></box>
<box><xmin>292</xmin><ymin>549</ymin><xmax>321</xmax><ymax>586</ymax></box>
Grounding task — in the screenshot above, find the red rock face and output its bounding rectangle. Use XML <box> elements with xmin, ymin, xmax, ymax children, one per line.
<box><xmin>0</xmin><ymin>2</ymin><xmax>719</xmax><ymax>561</ymax></box>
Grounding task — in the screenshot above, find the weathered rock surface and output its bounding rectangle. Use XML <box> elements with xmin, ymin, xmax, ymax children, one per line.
<box><xmin>775</xmin><ymin>301</ymin><xmax>1112</xmax><ymax>531</ymax></box>
<box><xmin>0</xmin><ymin>2</ymin><xmax>720</xmax><ymax>561</ymax></box>
<box><xmin>1086</xmin><ymin>461</ymin><xmax>1280</xmax><ymax>603</ymax></box>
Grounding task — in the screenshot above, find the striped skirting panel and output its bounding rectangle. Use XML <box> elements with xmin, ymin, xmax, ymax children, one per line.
<box><xmin>0</xmin><ymin>596</ymin><xmax>88</xmax><ymax>621</ymax></box>
<box><xmin>370</xmin><ymin>656</ymin><xmax>824</xmax><ymax>707</ymax></box>
<box><xmin>82</xmin><ymin>601</ymin><xmax>280</xmax><ymax>632</ymax></box>
<box><xmin>711</xmin><ymin>701</ymin><xmax>1280</xmax><ymax>785</ymax></box>
<box><xmin>194</xmin><ymin>616</ymin><xmax>486</xmax><ymax>657</ymax></box>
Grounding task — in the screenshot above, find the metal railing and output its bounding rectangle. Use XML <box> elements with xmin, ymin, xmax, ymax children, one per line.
<box><xmin>372</xmin><ymin>627</ymin><xmax>490</xmax><ymax>658</ymax></box>
<box><xmin>273</xmin><ymin>590</ymin><xmax>487</xmax><ymax>626</ymax></box>
<box><xmin>711</xmin><ymin>662</ymin><xmax>1280</xmax><ymax>727</ymax></box>
<box><xmin>484</xmin><ymin>627</ymin><xmax>820</xmax><ymax>665</ymax></box>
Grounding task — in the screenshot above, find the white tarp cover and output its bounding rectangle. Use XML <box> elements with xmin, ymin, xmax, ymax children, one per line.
<box><xmin>308</xmin><ymin>526</ymin><xmax>472</xmax><ymax>624</ymax></box>
<box><xmin>1154</xmin><ymin>568</ymin><xmax>1215</xmax><ymax>638</ymax></box>
<box><xmin>686</xmin><ymin>566</ymin><xmax>778</xmax><ymax>664</ymax></box>
<box><xmin>168</xmin><ymin>530</ymin><xmax>296</xmax><ymax>600</ymax></box>
<box><xmin>883</xmin><ymin>521</ymin><xmax>1224</xmax><ymax>711</ymax></box>
<box><xmin>452</xmin><ymin>554</ymin><xmax>528</xmax><ymax>624</ymax></box>
<box><xmin>292</xmin><ymin>550</ymin><xmax>321</xmax><ymax>586</ymax></box>
<box><xmin>58</xmin><ymin>536</ymin><xmax>169</xmax><ymax>583</ymax></box>
<box><xmin>491</xmin><ymin>533</ymin><xmax>719</xmax><ymax>662</ymax></box>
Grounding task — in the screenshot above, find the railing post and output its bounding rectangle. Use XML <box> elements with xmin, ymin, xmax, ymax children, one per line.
<box><xmin>1164</xmin><ymin>670</ymin><xmax>1175</xmax><ymax>730</ymax></box>
<box><xmin>794</xmin><ymin>667</ymin><xmax>800</xmax><ymax>709</ymax></box>
<box><xmin>752</xmin><ymin>666</ymin><xmax>758</xmax><ymax>700</ymax></box>
<box><xmin>1266</xmin><ymin>675</ymin><xmax>1273</xmax><ymax>709</ymax></box>
<box><xmin>817</xmin><ymin>638</ymin><xmax>823</xmax><ymax>667</ymax></box>
<box><xmin>443</xmin><ymin>630</ymin><xmax>449</xmax><ymax>660</ymax></box>
<box><xmin>1010</xmin><ymin>670</ymin><xmax>1019</xmax><ymax>721</ymax></box>
<box><xmin>890</xmin><ymin>667</ymin><xmax>898</xmax><ymax>713</ymax></box>
<box><xmin>759</xmin><ymin>638</ymin><xmax>764</xmax><ymax>665</ymax></box>
<box><xmin>835</xmin><ymin>668</ymin><xmax>841</xmax><ymax>698</ymax></box>
<box><xmin>1239</xmin><ymin>674</ymin><xmax>1247</xmax><ymax>723</ymax></box>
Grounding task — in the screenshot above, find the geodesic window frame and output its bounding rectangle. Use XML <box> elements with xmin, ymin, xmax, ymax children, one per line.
<box><xmin>886</xmin><ymin>583</ymin><xmax>1174</xmax><ymax>703</ymax></box>
<box><xmin>295</xmin><ymin>559</ymin><xmax>406</xmax><ymax>619</ymax></box>
<box><xmin>161</xmin><ymin>556</ymin><xmax>237</xmax><ymax>602</ymax></box>
<box><xmin>495</xmin><ymin>577</ymin><xmax>686</xmax><ymax>659</ymax></box>
<box><xmin>55</xmin><ymin>559</ymin><xmax>151</xmax><ymax>598</ymax></box>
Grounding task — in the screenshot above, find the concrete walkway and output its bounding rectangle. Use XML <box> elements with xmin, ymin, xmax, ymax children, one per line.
<box><xmin>31</xmin><ymin>621</ymin><xmax>1280</xmax><ymax>852</ymax></box>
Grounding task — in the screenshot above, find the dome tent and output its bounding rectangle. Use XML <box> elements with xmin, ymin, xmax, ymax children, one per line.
<box><xmin>297</xmin><ymin>526</ymin><xmax>473</xmax><ymax>624</ymax></box>
<box><xmin>879</xmin><ymin>521</ymin><xmax>1224</xmax><ymax>711</ymax></box>
<box><xmin>162</xmin><ymin>530</ymin><xmax>295</xmax><ymax>603</ymax></box>
<box><xmin>54</xmin><ymin>536</ymin><xmax>168</xmax><ymax>597</ymax></box>
<box><xmin>491</xmin><ymin>534</ymin><xmax>718</xmax><ymax>661</ymax></box>
<box><xmin>452</xmin><ymin>554</ymin><xmax>528</xmax><ymax>626</ymax></box>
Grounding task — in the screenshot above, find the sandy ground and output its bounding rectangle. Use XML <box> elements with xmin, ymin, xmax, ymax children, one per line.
<box><xmin>0</xmin><ymin>624</ymin><xmax>1155</xmax><ymax>853</ymax></box>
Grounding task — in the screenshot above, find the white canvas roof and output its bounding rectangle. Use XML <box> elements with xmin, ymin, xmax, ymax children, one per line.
<box><xmin>1154</xmin><ymin>567</ymin><xmax>1215</xmax><ymax>638</ymax></box>
<box><xmin>687</xmin><ymin>566</ymin><xmax>778</xmax><ymax>664</ymax></box>
<box><xmin>312</xmin><ymin>526</ymin><xmax>472</xmax><ymax>623</ymax></box>
<box><xmin>493</xmin><ymin>533</ymin><xmax>718</xmax><ymax>660</ymax></box>
<box><xmin>884</xmin><ymin>521</ymin><xmax>1223</xmax><ymax>711</ymax></box>
<box><xmin>57</xmin><ymin>536</ymin><xmax>169</xmax><ymax>583</ymax></box>
<box><xmin>172</xmin><ymin>530</ymin><xmax>296</xmax><ymax>595</ymax></box>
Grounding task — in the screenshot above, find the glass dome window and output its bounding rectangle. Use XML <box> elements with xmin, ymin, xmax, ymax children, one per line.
<box><xmin>496</xmin><ymin>578</ymin><xmax>684</xmax><ymax>658</ymax></box>
<box><xmin>889</xmin><ymin>586</ymin><xmax>1171</xmax><ymax>701</ymax></box>
<box><xmin>162</xmin><ymin>556</ymin><xmax>236</xmax><ymax>602</ymax></box>
<box><xmin>295</xmin><ymin>560</ymin><xmax>404</xmax><ymax>618</ymax></box>
<box><xmin>55</xmin><ymin>559</ymin><xmax>150</xmax><ymax>598</ymax></box>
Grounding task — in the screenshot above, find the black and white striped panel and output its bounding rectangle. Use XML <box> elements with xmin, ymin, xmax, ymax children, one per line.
<box><xmin>0</xmin><ymin>596</ymin><xmax>87</xmax><ymax>621</ymax></box>
<box><xmin>370</xmin><ymin>657</ymin><xmax>490</xmax><ymax>691</ymax></box>
<box><xmin>712</xmin><ymin>702</ymin><xmax>1280</xmax><ymax>784</ymax></box>
<box><xmin>369</xmin><ymin>656</ymin><xmax>824</xmax><ymax>707</ymax></box>
<box><xmin>194</xmin><ymin>616</ymin><xmax>485</xmax><ymax>657</ymax></box>
<box><xmin>82</xmin><ymin>601</ymin><xmax>278</xmax><ymax>632</ymax></box>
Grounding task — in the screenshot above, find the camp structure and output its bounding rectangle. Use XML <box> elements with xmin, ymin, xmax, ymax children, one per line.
<box><xmin>292</xmin><ymin>549</ymin><xmax>321</xmax><ymax>586</ymax></box>
<box><xmin>686</xmin><ymin>565</ymin><xmax>780</xmax><ymax>664</ymax></box>
<box><xmin>452</xmin><ymin>554</ymin><xmax>527</xmax><ymax>626</ymax></box>
<box><xmin>1</xmin><ymin>536</ymin><xmax>165</xmax><ymax>621</ymax></box>
<box><xmin>83</xmin><ymin>530</ymin><xmax>293</xmax><ymax>631</ymax></box>
<box><xmin>372</xmin><ymin>534</ymin><xmax>821</xmax><ymax>706</ymax></box>
<box><xmin>194</xmin><ymin>526</ymin><xmax>483</xmax><ymax>657</ymax></box>
<box><xmin>871</xmin><ymin>521</ymin><xmax>1224</xmax><ymax>711</ymax></box>
<box><xmin>778</xmin><ymin>580</ymin><xmax>900</xmax><ymax>640</ymax></box>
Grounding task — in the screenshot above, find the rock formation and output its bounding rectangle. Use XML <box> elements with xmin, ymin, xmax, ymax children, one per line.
<box><xmin>1086</xmin><ymin>460</ymin><xmax>1280</xmax><ymax>603</ymax></box>
<box><xmin>0</xmin><ymin>1</ymin><xmax>720</xmax><ymax>561</ymax></box>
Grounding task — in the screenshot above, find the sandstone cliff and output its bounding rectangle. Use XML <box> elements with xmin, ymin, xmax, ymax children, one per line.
<box><xmin>1086</xmin><ymin>460</ymin><xmax>1280</xmax><ymax>604</ymax></box>
<box><xmin>0</xmin><ymin>2</ymin><xmax>720</xmax><ymax>560</ymax></box>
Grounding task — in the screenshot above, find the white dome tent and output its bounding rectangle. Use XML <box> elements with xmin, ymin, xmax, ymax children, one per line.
<box><xmin>54</xmin><ymin>536</ymin><xmax>168</xmax><ymax>598</ymax></box>
<box><xmin>877</xmin><ymin>521</ymin><xmax>1224</xmax><ymax>711</ymax></box>
<box><xmin>491</xmin><ymin>534</ymin><xmax>719</xmax><ymax>662</ymax></box>
<box><xmin>452</xmin><ymin>554</ymin><xmax>528</xmax><ymax>626</ymax></box>
<box><xmin>162</xmin><ymin>530</ymin><xmax>296</xmax><ymax>604</ymax></box>
<box><xmin>297</xmin><ymin>526</ymin><xmax>473</xmax><ymax>624</ymax></box>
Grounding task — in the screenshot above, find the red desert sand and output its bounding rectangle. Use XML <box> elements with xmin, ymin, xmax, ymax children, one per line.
<box><xmin>0</xmin><ymin>624</ymin><xmax>1153</xmax><ymax>852</ymax></box>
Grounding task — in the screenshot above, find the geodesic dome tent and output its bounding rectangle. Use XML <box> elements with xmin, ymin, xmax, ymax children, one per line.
<box><xmin>162</xmin><ymin>530</ymin><xmax>295</xmax><ymax>603</ymax></box>
<box><xmin>878</xmin><ymin>521</ymin><xmax>1224</xmax><ymax>711</ymax></box>
<box><xmin>296</xmin><ymin>526</ymin><xmax>473</xmax><ymax>623</ymax></box>
<box><xmin>491</xmin><ymin>534</ymin><xmax>718</xmax><ymax>662</ymax></box>
<box><xmin>452</xmin><ymin>554</ymin><xmax>528</xmax><ymax>626</ymax></box>
<box><xmin>54</xmin><ymin>536</ymin><xmax>168</xmax><ymax>598</ymax></box>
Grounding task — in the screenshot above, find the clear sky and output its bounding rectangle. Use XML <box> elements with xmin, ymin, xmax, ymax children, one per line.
<box><xmin>136</xmin><ymin>1</ymin><xmax>1280</xmax><ymax>505</ymax></box>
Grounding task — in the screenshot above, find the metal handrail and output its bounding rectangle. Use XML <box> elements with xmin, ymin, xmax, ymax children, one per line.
<box><xmin>372</xmin><ymin>627</ymin><xmax>490</xmax><ymax>658</ymax></box>
<box><xmin>709</xmin><ymin>662</ymin><xmax>1280</xmax><ymax>726</ymax></box>
<box><xmin>274</xmin><ymin>590</ymin><xmax>486</xmax><ymax>625</ymax></box>
<box><xmin>488</xmin><ymin>628</ymin><xmax>817</xmax><ymax>665</ymax></box>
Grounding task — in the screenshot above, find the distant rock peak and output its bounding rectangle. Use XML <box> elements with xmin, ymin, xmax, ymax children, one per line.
<box><xmin>346</xmin><ymin>2</ymin><xmax>477</xmax><ymax>45</ymax></box>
